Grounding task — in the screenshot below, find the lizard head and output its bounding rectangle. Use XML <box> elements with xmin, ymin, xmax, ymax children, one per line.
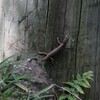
<box><xmin>62</xmin><ymin>34</ymin><xmax>69</xmax><ymax>44</ymax></box>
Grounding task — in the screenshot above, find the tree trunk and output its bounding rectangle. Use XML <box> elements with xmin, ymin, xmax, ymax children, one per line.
<box><xmin>0</xmin><ymin>0</ymin><xmax>100</xmax><ymax>100</ymax></box>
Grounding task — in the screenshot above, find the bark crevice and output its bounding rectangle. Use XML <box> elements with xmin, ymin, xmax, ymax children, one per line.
<box><xmin>74</xmin><ymin>0</ymin><xmax>83</xmax><ymax>76</ymax></box>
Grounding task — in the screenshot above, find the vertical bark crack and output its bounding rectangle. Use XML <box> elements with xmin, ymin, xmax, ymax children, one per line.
<box><xmin>45</xmin><ymin>0</ymin><xmax>50</xmax><ymax>49</ymax></box>
<box><xmin>45</xmin><ymin>0</ymin><xmax>50</xmax><ymax>32</ymax></box>
<box><xmin>62</xmin><ymin>0</ymin><xmax>68</xmax><ymax>34</ymax></box>
<box><xmin>25</xmin><ymin>0</ymin><xmax>28</xmax><ymax>58</ymax></box>
<box><xmin>74</xmin><ymin>0</ymin><xmax>82</xmax><ymax>76</ymax></box>
<box><xmin>94</xmin><ymin>20</ymin><xmax>99</xmax><ymax>100</ymax></box>
<box><xmin>94</xmin><ymin>6</ymin><xmax>100</xmax><ymax>100</ymax></box>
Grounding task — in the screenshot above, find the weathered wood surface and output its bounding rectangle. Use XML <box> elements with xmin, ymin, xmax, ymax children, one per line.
<box><xmin>0</xmin><ymin>0</ymin><xmax>100</xmax><ymax>99</ymax></box>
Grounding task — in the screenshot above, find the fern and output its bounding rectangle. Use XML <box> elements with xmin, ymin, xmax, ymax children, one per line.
<box><xmin>59</xmin><ymin>71</ymin><xmax>93</xmax><ymax>100</ymax></box>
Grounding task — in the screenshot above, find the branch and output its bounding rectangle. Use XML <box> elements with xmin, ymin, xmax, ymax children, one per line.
<box><xmin>55</xmin><ymin>84</ymin><xmax>82</xmax><ymax>100</ymax></box>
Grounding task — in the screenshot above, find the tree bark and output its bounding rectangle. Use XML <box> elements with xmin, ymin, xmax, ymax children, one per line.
<box><xmin>0</xmin><ymin>0</ymin><xmax>100</xmax><ymax>100</ymax></box>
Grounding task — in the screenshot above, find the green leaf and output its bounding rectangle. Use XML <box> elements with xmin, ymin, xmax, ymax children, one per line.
<box><xmin>14</xmin><ymin>83</ymin><xmax>29</xmax><ymax>92</ymax></box>
<box><xmin>61</xmin><ymin>87</ymin><xmax>79</xmax><ymax>99</ymax></box>
<box><xmin>0</xmin><ymin>55</ymin><xmax>15</xmax><ymax>65</ymax></box>
<box><xmin>85</xmin><ymin>76</ymin><xmax>93</xmax><ymax>81</ymax></box>
<box><xmin>4</xmin><ymin>74</ymin><xmax>33</xmax><ymax>84</ymax></box>
<box><xmin>82</xmin><ymin>78</ymin><xmax>90</xmax><ymax>87</ymax></box>
<box><xmin>67</xmin><ymin>95</ymin><xmax>76</xmax><ymax>100</ymax></box>
<box><xmin>27</xmin><ymin>93</ymin><xmax>30</xmax><ymax>100</ymax></box>
<box><xmin>74</xmin><ymin>85</ymin><xmax>84</xmax><ymax>94</ymax></box>
<box><xmin>12</xmin><ymin>74</ymin><xmax>33</xmax><ymax>80</ymax></box>
<box><xmin>0</xmin><ymin>62</ymin><xmax>10</xmax><ymax>70</ymax></box>
<box><xmin>33</xmin><ymin>84</ymin><xmax>54</xmax><ymax>97</ymax></box>
<box><xmin>3</xmin><ymin>68</ymin><xmax>16</xmax><ymax>82</ymax></box>
<box><xmin>73</xmin><ymin>80</ymin><xmax>90</xmax><ymax>88</ymax></box>
<box><xmin>76</xmin><ymin>74</ymin><xmax>82</xmax><ymax>81</ymax></box>
<box><xmin>83</xmin><ymin>71</ymin><xmax>93</xmax><ymax>76</ymax></box>
<box><xmin>34</xmin><ymin>95</ymin><xmax>53</xmax><ymax>100</ymax></box>
<box><xmin>65</xmin><ymin>82</ymin><xmax>84</xmax><ymax>94</ymax></box>
<box><xmin>83</xmin><ymin>71</ymin><xmax>93</xmax><ymax>81</ymax></box>
<box><xmin>62</xmin><ymin>87</ymin><xmax>78</xmax><ymax>95</ymax></box>
<box><xmin>59</xmin><ymin>95</ymin><xmax>67</xmax><ymax>100</ymax></box>
<box><xmin>3</xmin><ymin>87</ymin><xmax>14</xmax><ymax>97</ymax></box>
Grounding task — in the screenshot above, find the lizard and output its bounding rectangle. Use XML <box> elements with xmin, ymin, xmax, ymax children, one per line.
<box><xmin>39</xmin><ymin>34</ymin><xmax>69</xmax><ymax>62</ymax></box>
<box><xmin>29</xmin><ymin>34</ymin><xmax>69</xmax><ymax>62</ymax></box>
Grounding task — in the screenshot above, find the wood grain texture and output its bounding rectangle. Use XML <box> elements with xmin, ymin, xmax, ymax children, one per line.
<box><xmin>0</xmin><ymin>0</ymin><xmax>100</xmax><ymax>99</ymax></box>
<box><xmin>70</xmin><ymin>0</ymin><xmax>100</xmax><ymax>99</ymax></box>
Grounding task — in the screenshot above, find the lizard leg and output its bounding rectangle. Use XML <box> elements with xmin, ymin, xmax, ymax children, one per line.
<box><xmin>39</xmin><ymin>52</ymin><xmax>54</xmax><ymax>61</ymax></box>
<box><xmin>50</xmin><ymin>57</ymin><xmax>54</xmax><ymax>61</ymax></box>
<box><xmin>57</xmin><ymin>37</ymin><xmax>62</xmax><ymax>45</ymax></box>
<box><xmin>29</xmin><ymin>58</ymin><xmax>38</xmax><ymax>62</ymax></box>
<box><xmin>38</xmin><ymin>52</ymin><xmax>47</xmax><ymax>56</ymax></box>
